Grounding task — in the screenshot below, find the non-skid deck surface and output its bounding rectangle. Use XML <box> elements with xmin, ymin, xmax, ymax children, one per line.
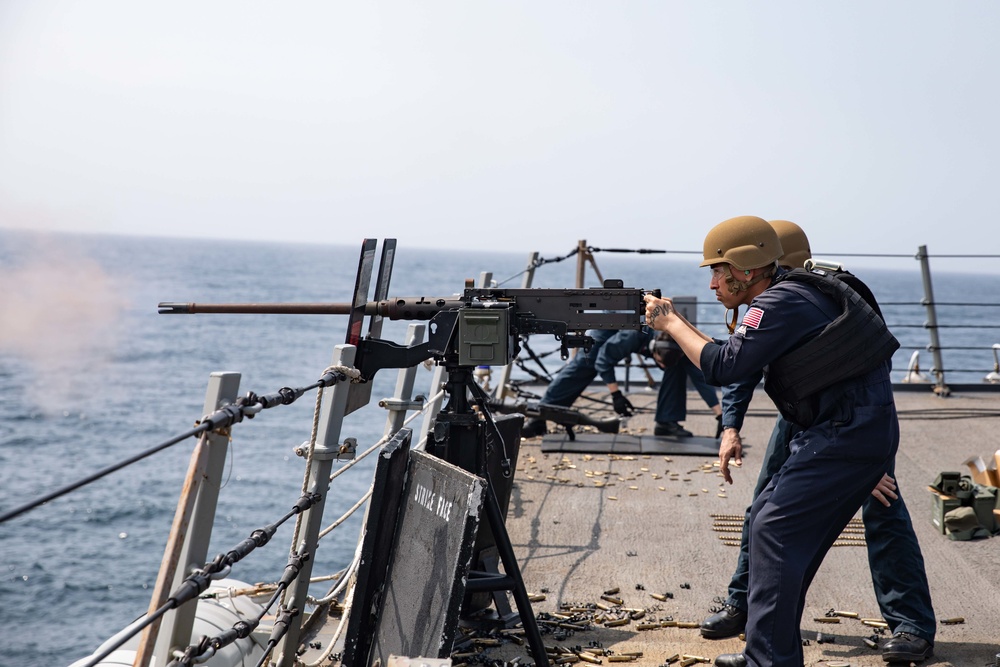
<box><xmin>502</xmin><ymin>388</ymin><xmax>999</xmax><ymax>667</ymax></box>
<box><xmin>540</xmin><ymin>432</ymin><xmax>723</xmax><ymax>456</ymax></box>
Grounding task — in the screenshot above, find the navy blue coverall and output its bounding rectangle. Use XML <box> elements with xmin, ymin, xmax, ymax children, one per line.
<box><xmin>701</xmin><ymin>278</ymin><xmax>901</xmax><ymax>667</ymax></box>
<box><xmin>720</xmin><ymin>373</ymin><xmax>935</xmax><ymax>648</ymax></box>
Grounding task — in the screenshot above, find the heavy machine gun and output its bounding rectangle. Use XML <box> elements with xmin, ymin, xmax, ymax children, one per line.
<box><xmin>159</xmin><ymin>281</ymin><xmax>657</xmax><ymax>383</ymax></box>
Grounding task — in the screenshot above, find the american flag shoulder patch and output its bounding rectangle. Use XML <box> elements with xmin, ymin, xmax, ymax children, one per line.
<box><xmin>742</xmin><ymin>306</ymin><xmax>764</xmax><ymax>329</ymax></box>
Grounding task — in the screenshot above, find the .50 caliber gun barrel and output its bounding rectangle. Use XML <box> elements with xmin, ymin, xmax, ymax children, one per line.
<box><xmin>158</xmin><ymin>297</ymin><xmax>467</xmax><ymax>319</ymax></box>
<box><xmin>158</xmin><ymin>302</ymin><xmax>355</xmax><ymax>315</ymax></box>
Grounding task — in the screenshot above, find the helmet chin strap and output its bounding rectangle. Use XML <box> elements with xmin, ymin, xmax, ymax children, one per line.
<box><xmin>726</xmin><ymin>307</ymin><xmax>740</xmax><ymax>334</ymax></box>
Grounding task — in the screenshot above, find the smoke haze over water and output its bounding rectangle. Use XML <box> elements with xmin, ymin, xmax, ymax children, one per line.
<box><xmin>0</xmin><ymin>238</ymin><xmax>129</xmax><ymax>412</ymax></box>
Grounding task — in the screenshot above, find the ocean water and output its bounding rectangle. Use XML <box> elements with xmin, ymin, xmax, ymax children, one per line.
<box><xmin>1</xmin><ymin>230</ymin><xmax>998</xmax><ymax>667</ymax></box>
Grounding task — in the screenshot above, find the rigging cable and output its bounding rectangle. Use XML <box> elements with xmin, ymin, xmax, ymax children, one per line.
<box><xmin>0</xmin><ymin>367</ymin><xmax>353</xmax><ymax>525</ymax></box>
<box><xmin>168</xmin><ymin>551</ymin><xmax>310</xmax><ymax>667</ymax></box>
<box><xmin>495</xmin><ymin>246</ymin><xmax>581</xmax><ymax>287</ymax></box>
<box><xmin>301</xmin><ymin>551</ymin><xmax>364</xmax><ymax>667</ymax></box>
<box><xmin>80</xmin><ymin>493</ymin><xmax>321</xmax><ymax>667</ymax></box>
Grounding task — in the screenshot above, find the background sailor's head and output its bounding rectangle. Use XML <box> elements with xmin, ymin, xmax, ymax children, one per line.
<box><xmin>769</xmin><ymin>219</ymin><xmax>812</xmax><ymax>270</ymax></box>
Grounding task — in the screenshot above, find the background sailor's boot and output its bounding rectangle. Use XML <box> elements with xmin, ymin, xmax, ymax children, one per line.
<box><xmin>713</xmin><ymin>654</ymin><xmax>746</xmax><ymax>667</ymax></box>
<box><xmin>520</xmin><ymin>418</ymin><xmax>546</xmax><ymax>438</ymax></box>
<box><xmin>654</xmin><ymin>421</ymin><xmax>693</xmax><ymax>437</ymax></box>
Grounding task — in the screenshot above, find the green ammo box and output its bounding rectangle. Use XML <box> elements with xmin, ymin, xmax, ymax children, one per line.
<box><xmin>971</xmin><ymin>487</ymin><xmax>998</xmax><ymax>532</ymax></box>
<box><xmin>929</xmin><ymin>488</ymin><xmax>962</xmax><ymax>534</ymax></box>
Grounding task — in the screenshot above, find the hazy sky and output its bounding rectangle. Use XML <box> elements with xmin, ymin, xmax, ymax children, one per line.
<box><xmin>1</xmin><ymin>2</ymin><xmax>997</xmax><ymax>262</ymax></box>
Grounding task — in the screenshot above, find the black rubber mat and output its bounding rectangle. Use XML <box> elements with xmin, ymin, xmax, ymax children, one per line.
<box><xmin>540</xmin><ymin>432</ymin><xmax>724</xmax><ymax>456</ymax></box>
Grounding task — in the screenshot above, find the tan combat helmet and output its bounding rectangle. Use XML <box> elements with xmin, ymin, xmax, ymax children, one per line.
<box><xmin>700</xmin><ymin>215</ymin><xmax>784</xmax><ymax>271</ymax></box>
<box><xmin>769</xmin><ymin>220</ymin><xmax>812</xmax><ymax>270</ymax></box>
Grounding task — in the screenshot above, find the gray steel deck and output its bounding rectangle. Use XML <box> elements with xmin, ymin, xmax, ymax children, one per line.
<box><xmin>493</xmin><ymin>387</ymin><xmax>999</xmax><ymax>667</ymax></box>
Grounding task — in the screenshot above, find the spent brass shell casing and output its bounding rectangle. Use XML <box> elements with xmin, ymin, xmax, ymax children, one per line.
<box><xmin>528</xmin><ymin>594</ymin><xmax>547</xmax><ymax>602</ymax></box>
<box><xmin>451</xmin><ymin>652</ymin><xmax>478</xmax><ymax>659</ymax></box>
<box><xmin>577</xmin><ymin>652</ymin><xmax>602</xmax><ymax>664</ymax></box>
<box><xmin>650</xmin><ymin>593</ymin><xmax>668</xmax><ymax>601</ymax></box>
<box><xmin>636</xmin><ymin>622</ymin><xmax>660</xmax><ymax>631</ymax></box>
<box><xmin>604</xmin><ymin>617</ymin><xmax>630</xmax><ymax>627</ymax></box>
<box><xmin>606</xmin><ymin>656</ymin><xmax>636</xmax><ymax>663</ymax></box>
<box><xmin>604</xmin><ymin>586</ymin><xmax>621</xmax><ymax>595</ymax></box>
<box><xmin>678</xmin><ymin>660</ymin><xmax>699</xmax><ymax>667</ymax></box>
<box><xmin>862</xmin><ymin>620</ymin><xmax>889</xmax><ymax>628</ymax></box>
<box><xmin>555</xmin><ymin>656</ymin><xmax>580</xmax><ymax>664</ymax></box>
<box><xmin>681</xmin><ymin>655</ymin><xmax>709</xmax><ymax>662</ymax></box>
<box><xmin>832</xmin><ymin>610</ymin><xmax>859</xmax><ymax>618</ymax></box>
<box><xmin>941</xmin><ymin>617</ymin><xmax>965</xmax><ymax>624</ymax></box>
<box><xmin>826</xmin><ymin>663</ymin><xmax>851</xmax><ymax>667</ymax></box>
<box><xmin>619</xmin><ymin>652</ymin><xmax>643</xmax><ymax>658</ymax></box>
<box><xmin>558</xmin><ymin>622</ymin><xmax>587</xmax><ymax>630</ymax></box>
<box><xmin>863</xmin><ymin>637</ymin><xmax>878</xmax><ymax>649</ymax></box>
<box><xmin>665</xmin><ymin>654</ymin><xmax>681</xmax><ymax>664</ymax></box>
<box><xmin>474</xmin><ymin>638</ymin><xmax>501</xmax><ymax>646</ymax></box>
<box><xmin>595</xmin><ymin>602</ymin><xmax>610</xmax><ymax>611</ymax></box>
<box><xmin>628</xmin><ymin>609</ymin><xmax>646</xmax><ymax>620</ymax></box>
<box><xmin>601</xmin><ymin>595</ymin><xmax>624</xmax><ymax>605</ymax></box>
<box><xmin>675</xmin><ymin>621</ymin><xmax>700</xmax><ymax>628</ymax></box>
<box><xmin>813</xmin><ymin>617</ymin><xmax>840</xmax><ymax>623</ymax></box>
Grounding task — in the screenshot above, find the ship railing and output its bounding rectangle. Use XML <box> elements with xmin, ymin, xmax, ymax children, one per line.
<box><xmin>64</xmin><ymin>318</ymin><xmax>451</xmax><ymax>667</ymax></box>
<box><xmin>494</xmin><ymin>240</ymin><xmax>1000</xmax><ymax>398</ymax></box>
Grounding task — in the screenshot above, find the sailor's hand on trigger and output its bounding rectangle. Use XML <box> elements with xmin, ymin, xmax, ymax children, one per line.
<box><xmin>870</xmin><ymin>473</ymin><xmax>898</xmax><ymax>507</ymax></box>
<box><xmin>719</xmin><ymin>428</ymin><xmax>743</xmax><ymax>485</ymax></box>
<box><xmin>643</xmin><ymin>294</ymin><xmax>674</xmax><ymax>331</ymax></box>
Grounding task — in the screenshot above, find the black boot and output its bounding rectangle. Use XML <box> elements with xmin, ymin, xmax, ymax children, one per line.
<box><xmin>520</xmin><ymin>419</ymin><xmax>546</xmax><ymax>439</ymax></box>
<box><xmin>700</xmin><ymin>603</ymin><xmax>747</xmax><ymax>639</ymax></box>
<box><xmin>714</xmin><ymin>654</ymin><xmax>746</xmax><ymax>667</ymax></box>
<box><xmin>882</xmin><ymin>632</ymin><xmax>933</xmax><ymax>663</ymax></box>
<box><xmin>654</xmin><ymin>421</ymin><xmax>693</xmax><ymax>437</ymax></box>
